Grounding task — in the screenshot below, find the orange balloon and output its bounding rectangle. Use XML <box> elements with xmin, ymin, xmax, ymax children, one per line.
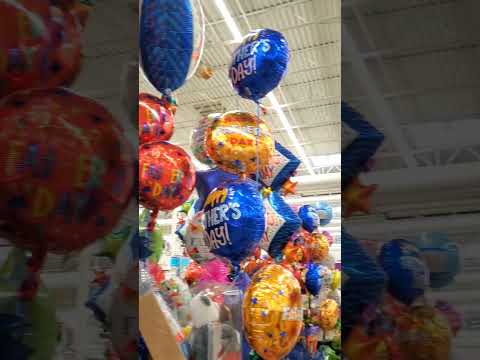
<box><xmin>305</xmin><ymin>231</ymin><xmax>330</xmax><ymax>263</ymax></box>
<box><xmin>243</xmin><ymin>264</ymin><xmax>303</xmax><ymax>360</ymax></box>
<box><xmin>314</xmin><ymin>299</ymin><xmax>339</xmax><ymax>330</ymax></box>
<box><xmin>205</xmin><ymin>111</ymin><xmax>274</xmax><ymax>175</ymax></box>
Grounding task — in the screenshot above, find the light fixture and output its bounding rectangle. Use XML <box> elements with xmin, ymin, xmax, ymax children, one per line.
<box><xmin>213</xmin><ymin>0</ymin><xmax>315</xmax><ymax>175</ymax></box>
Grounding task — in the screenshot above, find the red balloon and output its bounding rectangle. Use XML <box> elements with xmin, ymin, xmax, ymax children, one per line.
<box><xmin>139</xmin><ymin>93</ymin><xmax>175</xmax><ymax>144</ymax></box>
<box><xmin>139</xmin><ymin>142</ymin><xmax>196</xmax><ymax>211</ymax></box>
<box><xmin>0</xmin><ymin>88</ymin><xmax>134</xmax><ymax>253</ymax></box>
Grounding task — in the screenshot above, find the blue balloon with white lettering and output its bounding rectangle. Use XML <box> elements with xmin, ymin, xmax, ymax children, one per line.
<box><xmin>379</xmin><ymin>239</ymin><xmax>429</xmax><ymax>305</ymax></box>
<box><xmin>262</xmin><ymin>191</ymin><xmax>301</xmax><ymax>259</ymax></box>
<box><xmin>229</xmin><ymin>29</ymin><xmax>289</xmax><ymax>102</ymax></box>
<box><xmin>298</xmin><ymin>205</ymin><xmax>320</xmax><ymax>233</ymax></box>
<box><xmin>316</xmin><ymin>201</ymin><xmax>333</xmax><ymax>226</ymax></box>
<box><xmin>203</xmin><ymin>179</ymin><xmax>265</xmax><ymax>265</ymax></box>
<box><xmin>140</xmin><ymin>0</ymin><xmax>193</xmax><ymax>92</ymax></box>
<box><xmin>194</xmin><ymin>168</ymin><xmax>239</xmax><ymax>211</ymax></box>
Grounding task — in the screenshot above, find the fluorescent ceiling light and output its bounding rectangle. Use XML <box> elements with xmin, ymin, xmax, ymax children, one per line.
<box><xmin>310</xmin><ymin>153</ymin><xmax>341</xmax><ymax>168</ymax></box>
<box><xmin>285</xmin><ymin>194</ymin><xmax>340</xmax><ymax>205</ymax></box>
<box><xmin>213</xmin><ymin>0</ymin><xmax>315</xmax><ymax>176</ymax></box>
<box><xmin>214</xmin><ymin>0</ymin><xmax>243</xmax><ymax>41</ymax></box>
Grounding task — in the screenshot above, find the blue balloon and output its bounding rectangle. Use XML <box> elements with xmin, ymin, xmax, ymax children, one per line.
<box><xmin>229</xmin><ymin>29</ymin><xmax>289</xmax><ymax>101</ymax></box>
<box><xmin>203</xmin><ymin>179</ymin><xmax>265</xmax><ymax>265</ymax></box>
<box><xmin>298</xmin><ymin>205</ymin><xmax>320</xmax><ymax>233</ymax></box>
<box><xmin>316</xmin><ymin>202</ymin><xmax>333</xmax><ymax>226</ymax></box>
<box><xmin>195</xmin><ymin>168</ymin><xmax>239</xmax><ymax>211</ymax></box>
<box><xmin>305</xmin><ymin>263</ymin><xmax>328</xmax><ymax>296</ymax></box>
<box><xmin>258</xmin><ymin>142</ymin><xmax>300</xmax><ymax>191</ymax></box>
<box><xmin>378</xmin><ymin>239</ymin><xmax>429</xmax><ymax>305</ymax></box>
<box><xmin>414</xmin><ymin>232</ymin><xmax>460</xmax><ymax>288</ymax></box>
<box><xmin>140</xmin><ymin>0</ymin><xmax>193</xmax><ymax>92</ymax></box>
<box><xmin>262</xmin><ymin>191</ymin><xmax>301</xmax><ymax>259</ymax></box>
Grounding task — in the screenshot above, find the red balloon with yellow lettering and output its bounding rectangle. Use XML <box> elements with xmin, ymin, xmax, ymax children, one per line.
<box><xmin>139</xmin><ymin>141</ymin><xmax>196</xmax><ymax>211</ymax></box>
<box><xmin>139</xmin><ymin>93</ymin><xmax>175</xmax><ymax>144</ymax></box>
<box><xmin>0</xmin><ymin>88</ymin><xmax>134</xmax><ymax>253</ymax></box>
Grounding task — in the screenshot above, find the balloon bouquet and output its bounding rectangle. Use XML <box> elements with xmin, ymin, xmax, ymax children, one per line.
<box><xmin>0</xmin><ymin>1</ymin><xmax>139</xmax><ymax>358</ymax></box>
<box><xmin>340</xmin><ymin>104</ymin><xmax>463</xmax><ymax>360</ymax></box>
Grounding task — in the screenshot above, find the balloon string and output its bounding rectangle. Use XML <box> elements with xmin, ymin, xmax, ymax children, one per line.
<box><xmin>255</xmin><ymin>103</ymin><xmax>261</xmax><ymax>184</ymax></box>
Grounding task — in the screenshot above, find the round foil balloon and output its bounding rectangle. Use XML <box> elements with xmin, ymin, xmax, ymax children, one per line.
<box><xmin>397</xmin><ymin>305</ymin><xmax>451</xmax><ymax>360</ymax></box>
<box><xmin>203</xmin><ymin>179</ymin><xmax>265</xmax><ymax>265</ymax></box>
<box><xmin>0</xmin><ymin>88</ymin><xmax>134</xmax><ymax>253</ymax></box>
<box><xmin>139</xmin><ymin>141</ymin><xmax>196</xmax><ymax>211</ymax></box>
<box><xmin>415</xmin><ymin>232</ymin><xmax>460</xmax><ymax>289</ymax></box>
<box><xmin>379</xmin><ymin>239</ymin><xmax>429</xmax><ymax>305</ymax></box>
<box><xmin>140</xmin><ymin>0</ymin><xmax>194</xmax><ymax>92</ymax></box>
<box><xmin>260</xmin><ymin>191</ymin><xmax>301</xmax><ymax>259</ymax></box>
<box><xmin>205</xmin><ymin>111</ymin><xmax>274</xmax><ymax>175</ymax></box>
<box><xmin>243</xmin><ymin>264</ymin><xmax>303</xmax><ymax>360</ymax></box>
<box><xmin>230</xmin><ymin>29</ymin><xmax>289</xmax><ymax>101</ymax></box>
<box><xmin>305</xmin><ymin>231</ymin><xmax>330</xmax><ymax>263</ymax></box>
<box><xmin>190</xmin><ymin>113</ymin><xmax>221</xmax><ymax>166</ymax></box>
<box><xmin>298</xmin><ymin>205</ymin><xmax>320</xmax><ymax>233</ymax></box>
<box><xmin>315</xmin><ymin>299</ymin><xmax>340</xmax><ymax>330</ymax></box>
<box><xmin>305</xmin><ymin>263</ymin><xmax>332</xmax><ymax>296</ymax></box>
<box><xmin>139</xmin><ymin>93</ymin><xmax>175</xmax><ymax>144</ymax></box>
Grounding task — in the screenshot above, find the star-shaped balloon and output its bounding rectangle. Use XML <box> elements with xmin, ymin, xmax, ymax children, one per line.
<box><xmin>343</xmin><ymin>177</ymin><xmax>377</xmax><ymax>217</ymax></box>
<box><xmin>281</xmin><ymin>178</ymin><xmax>298</xmax><ymax>196</ymax></box>
<box><xmin>342</xmin><ymin>102</ymin><xmax>384</xmax><ymax>190</ymax></box>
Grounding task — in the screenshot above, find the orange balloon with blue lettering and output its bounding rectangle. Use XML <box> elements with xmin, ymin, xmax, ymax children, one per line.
<box><xmin>205</xmin><ymin>111</ymin><xmax>274</xmax><ymax>174</ymax></box>
<box><xmin>0</xmin><ymin>88</ymin><xmax>134</xmax><ymax>253</ymax></box>
<box><xmin>243</xmin><ymin>264</ymin><xmax>303</xmax><ymax>360</ymax></box>
<box><xmin>139</xmin><ymin>141</ymin><xmax>196</xmax><ymax>211</ymax></box>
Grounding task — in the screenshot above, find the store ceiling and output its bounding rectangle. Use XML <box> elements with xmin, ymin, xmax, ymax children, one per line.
<box><xmin>140</xmin><ymin>0</ymin><xmax>341</xmax><ymax>178</ymax></box>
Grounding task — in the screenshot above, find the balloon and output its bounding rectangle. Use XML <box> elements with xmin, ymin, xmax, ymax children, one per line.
<box><xmin>316</xmin><ymin>202</ymin><xmax>333</xmax><ymax>226</ymax></box>
<box><xmin>378</xmin><ymin>239</ymin><xmax>429</xmax><ymax>305</ymax></box>
<box><xmin>187</xmin><ymin>0</ymin><xmax>206</xmax><ymax>80</ymax></box>
<box><xmin>229</xmin><ymin>29</ymin><xmax>289</xmax><ymax>101</ymax></box>
<box><xmin>298</xmin><ymin>205</ymin><xmax>320</xmax><ymax>233</ymax></box>
<box><xmin>258</xmin><ymin>142</ymin><xmax>300</xmax><ymax>191</ymax></box>
<box><xmin>140</xmin><ymin>0</ymin><xmax>194</xmax><ymax>92</ymax></box>
<box><xmin>194</xmin><ymin>168</ymin><xmax>239</xmax><ymax>210</ymax></box>
<box><xmin>283</xmin><ymin>240</ymin><xmax>307</xmax><ymax>264</ymax></box>
<box><xmin>139</xmin><ymin>141</ymin><xmax>196</xmax><ymax>211</ymax></box>
<box><xmin>304</xmin><ymin>263</ymin><xmax>332</xmax><ymax>296</ymax></box>
<box><xmin>176</xmin><ymin>210</ymin><xmax>215</xmax><ymax>264</ymax></box>
<box><xmin>203</xmin><ymin>179</ymin><xmax>265</xmax><ymax>265</ymax></box>
<box><xmin>139</xmin><ymin>93</ymin><xmax>175</xmax><ymax>144</ymax></box>
<box><xmin>322</xmin><ymin>230</ymin><xmax>334</xmax><ymax>246</ymax></box>
<box><xmin>0</xmin><ymin>88</ymin><xmax>134</xmax><ymax>253</ymax></box>
<box><xmin>184</xmin><ymin>261</ymin><xmax>204</xmax><ymax>286</ymax></box>
<box><xmin>243</xmin><ymin>264</ymin><xmax>303</xmax><ymax>360</ymax></box>
<box><xmin>205</xmin><ymin>111</ymin><xmax>274</xmax><ymax>175</ymax></box>
<box><xmin>396</xmin><ymin>305</ymin><xmax>451</xmax><ymax>360</ymax></box>
<box><xmin>190</xmin><ymin>113</ymin><xmax>221</xmax><ymax>166</ymax></box>
<box><xmin>305</xmin><ymin>232</ymin><xmax>330</xmax><ymax>263</ymax></box>
<box><xmin>415</xmin><ymin>232</ymin><xmax>460</xmax><ymax>288</ymax></box>
<box><xmin>314</xmin><ymin>299</ymin><xmax>339</xmax><ymax>330</ymax></box>
<box><xmin>260</xmin><ymin>191</ymin><xmax>301</xmax><ymax>259</ymax></box>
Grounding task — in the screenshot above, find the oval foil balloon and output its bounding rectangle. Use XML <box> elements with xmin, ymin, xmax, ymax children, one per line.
<box><xmin>139</xmin><ymin>93</ymin><xmax>175</xmax><ymax>144</ymax></box>
<box><xmin>203</xmin><ymin>179</ymin><xmax>265</xmax><ymax>265</ymax></box>
<box><xmin>190</xmin><ymin>113</ymin><xmax>221</xmax><ymax>166</ymax></box>
<box><xmin>205</xmin><ymin>111</ymin><xmax>274</xmax><ymax>175</ymax></box>
<box><xmin>260</xmin><ymin>191</ymin><xmax>301</xmax><ymax>259</ymax></box>
<box><xmin>298</xmin><ymin>205</ymin><xmax>320</xmax><ymax>233</ymax></box>
<box><xmin>315</xmin><ymin>299</ymin><xmax>339</xmax><ymax>330</ymax></box>
<box><xmin>230</xmin><ymin>29</ymin><xmax>289</xmax><ymax>102</ymax></box>
<box><xmin>0</xmin><ymin>88</ymin><xmax>134</xmax><ymax>253</ymax></box>
<box><xmin>139</xmin><ymin>141</ymin><xmax>196</xmax><ymax>211</ymax></box>
<box><xmin>140</xmin><ymin>0</ymin><xmax>194</xmax><ymax>92</ymax></box>
<box><xmin>243</xmin><ymin>264</ymin><xmax>303</xmax><ymax>360</ymax></box>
